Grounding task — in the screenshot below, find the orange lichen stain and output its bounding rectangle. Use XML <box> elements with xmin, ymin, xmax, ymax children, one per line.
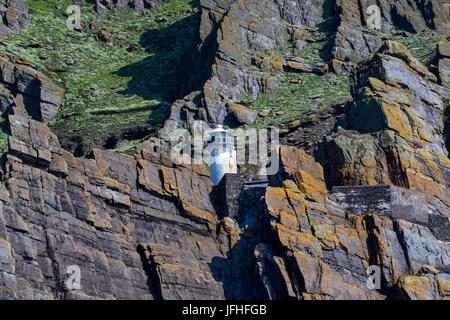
<box><xmin>397</xmin><ymin>275</ymin><xmax>438</xmax><ymax>300</ymax></box>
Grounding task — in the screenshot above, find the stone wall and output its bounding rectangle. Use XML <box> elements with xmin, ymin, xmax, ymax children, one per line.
<box><xmin>333</xmin><ymin>185</ymin><xmax>429</xmax><ymax>229</ymax></box>
<box><xmin>213</xmin><ymin>173</ymin><xmax>244</xmax><ymax>219</ymax></box>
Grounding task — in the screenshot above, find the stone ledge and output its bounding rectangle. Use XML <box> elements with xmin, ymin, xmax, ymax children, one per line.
<box><xmin>332</xmin><ymin>185</ymin><xmax>428</xmax><ymax>226</ymax></box>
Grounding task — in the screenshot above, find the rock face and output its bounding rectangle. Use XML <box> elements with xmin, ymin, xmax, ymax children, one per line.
<box><xmin>0</xmin><ymin>51</ymin><xmax>64</xmax><ymax>123</ymax></box>
<box><xmin>199</xmin><ymin>0</ymin><xmax>290</xmax><ymax>101</ymax></box>
<box><xmin>162</xmin><ymin>0</ymin><xmax>310</xmax><ymax>137</ymax></box>
<box><xmin>1</xmin><ymin>114</ymin><xmax>224</xmax><ymax>299</ymax></box>
<box><xmin>331</xmin><ymin>0</ymin><xmax>449</xmax><ymax>70</ymax></box>
<box><xmin>0</xmin><ymin>0</ymin><xmax>30</xmax><ymax>38</ymax></box>
<box><xmin>319</xmin><ymin>41</ymin><xmax>450</xmax><ymax>216</ymax></box>
<box><xmin>0</xmin><ymin>111</ymin><xmax>448</xmax><ymax>299</ymax></box>
<box><xmin>160</xmin><ymin>0</ymin><xmax>449</xmax><ymax>140</ymax></box>
<box><xmin>0</xmin><ymin>1</ymin><xmax>448</xmax><ymax>301</ymax></box>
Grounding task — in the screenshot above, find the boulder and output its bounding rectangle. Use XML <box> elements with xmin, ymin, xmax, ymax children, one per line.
<box><xmin>227</xmin><ymin>102</ymin><xmax>257</xmax><ymax>125</ymax></box>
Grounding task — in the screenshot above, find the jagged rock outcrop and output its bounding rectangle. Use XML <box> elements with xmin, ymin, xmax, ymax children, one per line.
<box><xmin>319</xmin><ymin>40</ymin><xmax>450</xmax><ymax>218</ymax></box>
<box><xmin>0</xmin><ymin>0</ymin><xmax>30</xmax><ymax>38</ymax></box>
<box><xmin>281</xmin><ymin>99</ymin><xmax>348</xmax><ymax>154</ymax></box>
<box><xmin>160</xmin><ymin>0</ymin><xmax>449</xmax><ymax>140</ymax></box>
<box><xmin>161</xmin><ymin>0</ymin><xmax>327</xmax><ymax>138</ymax></box>
<box><xmin>0</xmin><ymin>51</ymin><xmax>64</xmax><ymax>123</ymax></box>
<box><xmin>252</xmin><ymin>145</ymin><xmax>448</xmax><ymax>300</ymax></box>
<box><xmin>162</xmin><ymin>0</ymin><xmax>323</xmax><ymax>138</ymax></box>
<box><xmin>199</xmin><ymin>0</ymin><xmax>290</xmax><ymax>101</ymax></box>
<box><xmin>331</xmin><ymin>0</ymin><xmax>449</xmax><ymax>71</ymax></box>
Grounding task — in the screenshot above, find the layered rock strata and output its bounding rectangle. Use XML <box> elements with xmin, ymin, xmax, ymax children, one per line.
<box><xmin>1</xmin><ymin>115</ymin><xmax>448</xmax><ymax>299</ymax></box>
<box><xmin>0</xmin><ymin>51</ymin><xmax>64</xmax><ymax>124</ymax></box>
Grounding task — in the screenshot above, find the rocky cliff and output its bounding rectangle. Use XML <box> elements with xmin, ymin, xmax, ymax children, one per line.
<box><xmin>0</xmin><ymin>109</ymin><xmax>448</xmax><ymax>299</ymax></box>
<box><xmin>160</xmin><ymin>0</ymin><xmax>449</xmax><ymax>140</ymax></box>
<box><xmin>319</xmin><ymin>40</ymin><xmax>450</xmax><ymax>217</ymax></box>
<box><xmin>0</xmin><ymin>0</ymin><xmax>448</xmax><ymax>300</ymax></box>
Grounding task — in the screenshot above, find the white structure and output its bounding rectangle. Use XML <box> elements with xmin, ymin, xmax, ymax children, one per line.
<box><xmin>207</xmin><ymin>125</ymin><xmax>237</xmax><ymax>186</ymax></box>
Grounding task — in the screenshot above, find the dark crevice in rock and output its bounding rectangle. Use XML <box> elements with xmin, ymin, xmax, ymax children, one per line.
<box><xmin>384</xmin><ymin>147</ymin><xmax>410</xmax><ymax>189</ymax></box>
<box><xmin>316</xmin><ymin>137</ymin><xmax>346</xmax><ymax>190</ymax></box>
<box><xmin>4</xmin><ymin>225</ymin><xmax>28</xmax><ymax>235</ymax></box>
<box><xmin>392</xmin><ymin>219</ymin><xmax>412</xmax><ymax>272</ymax></box>
<box><xmin>209</xmin><ymin>236</ymin><xmax>260</xmax><ymax>299</ymax></box>
<box><xmin>43</xmin><ymin>229</ymin><xmax>66</xmax><ymax>300</ymax></box>
<box><xmin>363</xmin><ymin>215</ymin><xmax>397</xmax><ymax>299</ymax></box>
<box><xmin>103</xmin><ymin>136</ymin><xmax>119</xmax><ymax>150</ymax></box>
<box><xmin>209</xmin><ymin>183</ymin><xmax>277</xmax><ymax>299</ymax></box>
<box><xmin>103</xmin><ymin>126</ymin><xmax>156</xmax><ymax>151</ymax></box>
<box><xmin>320</xmin><ymin>0</ymin><xmax>339</xmax><ymax>33</ymax></box>
<box><xmin>390</xmin><ymin>7</ymin><xmax>417</xmax><ymax>34</ymax></box>
<box><xmin>283</xmin><ymin>254</ymin><xmax>307</xmax><ymax>298</ymax></box>
<box><xmin>137</xmin><ymin>244</ymin><xmax>162</xmax><ymax>300</ymax></box>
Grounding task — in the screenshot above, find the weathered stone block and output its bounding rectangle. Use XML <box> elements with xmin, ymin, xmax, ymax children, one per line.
<box><xmin>213</xmin><ymin>173</ymin><xmax>243</xmax><ymax>219</ymax></box>
<box><xmin>333</xmin><ymin>185</ymin><xmax>428</xmax><ymax>225</ymax></box>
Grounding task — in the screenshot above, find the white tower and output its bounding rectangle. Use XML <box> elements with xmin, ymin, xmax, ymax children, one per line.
<box><xmin>207</xmin><ymin>125</ymin><xmax>237</xmax><ymax>186</ymax></box>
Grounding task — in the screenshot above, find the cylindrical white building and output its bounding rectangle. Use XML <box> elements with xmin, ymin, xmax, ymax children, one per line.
<box><xmin>207</xmin><ymin>125</ymin><xmax>237</xmax><ymax>186</ymax></box>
